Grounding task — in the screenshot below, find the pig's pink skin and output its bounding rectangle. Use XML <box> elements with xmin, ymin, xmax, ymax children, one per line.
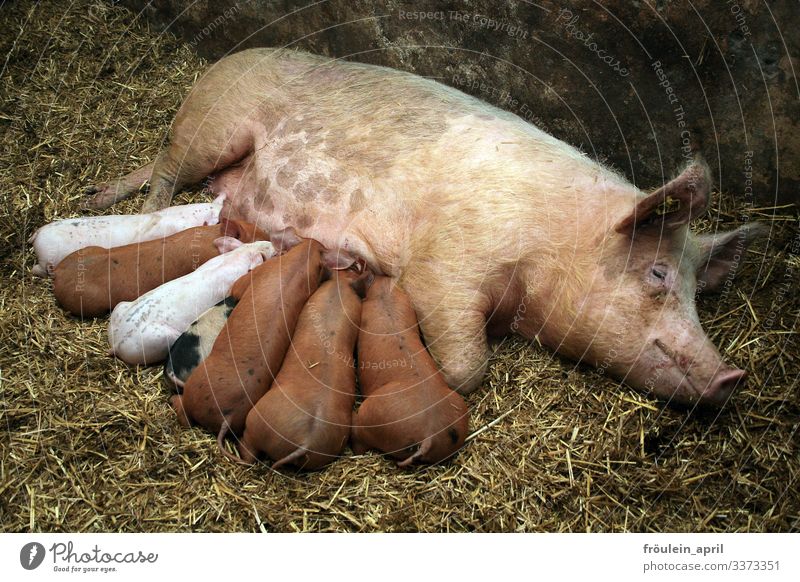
<box><xmin>30</xmin><ymin>196</ymin><xmax>224</xmax><ymax>277</ymax></box>
<box><xmin>92</xmin><ymin>48</ymin><xmax>767</xmax><ymax>406</ymax></box>
<box><xmin>108</xmin><ymin>240</ymin><xmax>274</xmax><ymax>365</ymax></box>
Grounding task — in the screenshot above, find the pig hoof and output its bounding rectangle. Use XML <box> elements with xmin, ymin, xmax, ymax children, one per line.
<box><xmin>83</xmin><ymin>184</ymin><xmax>119</xmax><ymax>210</ymax></box>
<box><xmin>84</xmin><ymin>175</ymin><xmax>146</xmax><ymax>210</ymax></box>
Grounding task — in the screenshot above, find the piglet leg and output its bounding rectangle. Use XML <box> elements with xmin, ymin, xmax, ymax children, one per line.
<box><xmin>170</xmin><ymin>395</ymin><xmax>192</xmax><ymax>428</ymax></box>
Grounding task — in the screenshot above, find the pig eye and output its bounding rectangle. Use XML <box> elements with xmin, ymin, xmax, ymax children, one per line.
<box><xmin>649</xmin><ymin>266</ymin><xmax>670</xmax><ymax>286</ymax></box>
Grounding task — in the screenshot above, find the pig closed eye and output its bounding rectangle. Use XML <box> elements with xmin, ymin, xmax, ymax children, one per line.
<box><xmin>648</xmin><ymin>266</ymin><xmax>671</xmax><ymax>290</ymax></box>
<box><xmin>652</xmin><ymin>267</ymin><xmax>667</xmax><ymax>281</ymax></box>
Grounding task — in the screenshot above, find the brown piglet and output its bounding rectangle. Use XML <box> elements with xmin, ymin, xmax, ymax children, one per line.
<box><xmin>53</xmin><ymin>218</ymin><xmax>267</xmax><ymax>317</ymax></box>
<box><xmin>351</xmin><ymin>276</ymin><xmax>469</xmax><ymax>467</ymax></box>
<box><xmin>231</xmin><ymin>268</ymin><xmax>372</xmax><ymax>470</ymax></box>
<box><xmin>171</xmin><ymin>231</ymin><xmax>356</xmax><ymax>446</ymax></box>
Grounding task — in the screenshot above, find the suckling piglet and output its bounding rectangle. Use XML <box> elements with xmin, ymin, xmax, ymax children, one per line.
<box><xmin>163</xmin><ymin>296</ymin><xmax>237</xmax><ymax>389</ymax></box>
<box><xmin>30</xmin><ymin>194</ymin><xmax>225</xmax><ymax>277</ymax></box>
<box><xmin>171</xmin><ymin>231</ymin><xmax>357</xmax><ymax>446</ymax></box>
<box><xmin>108</xmin><ymin>238</ymin><xmax>275</xmax><ymax>365</ymax></box>
<box><xmin>53</xmin><ymin>218</ymin><xmax>265</xmax><ymax>318</ymax></box>
<box><xmin>351</xmin><ymin>276</ymin><xmax>469</xmax><ymax>467</ymax></box>
<box><xmin>231</xmin><ymin>268</ymin><xmax>372</xmax><ymax>470</ymax></box>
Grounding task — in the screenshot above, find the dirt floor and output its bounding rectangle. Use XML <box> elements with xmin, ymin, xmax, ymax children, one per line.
<box><xmin>0</xmin><ymin>0</ymin><xmax>797</xmax><ymax>532</ymax></box>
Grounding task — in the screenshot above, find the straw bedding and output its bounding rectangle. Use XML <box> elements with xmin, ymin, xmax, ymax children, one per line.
<box><xmin>1</xmin><ymin>0</ymin><xmax>797</xmax><ymax>532</ymax></box>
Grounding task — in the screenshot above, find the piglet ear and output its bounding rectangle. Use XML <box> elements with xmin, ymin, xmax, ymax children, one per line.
<box><xmin>212</xmin><ymin>192</ymin><xmax>227</xmax><ymax>205</ymax></box>
<box><xmin>218</xmin><ymin>217</ymin><xmax>242</xmax><ymax>240</ymax></box>
<box><xmin>269</xmin><ymin>227</ymin><xmax>303</xmax><ymax>252</ymax></box>
<box><xmin>615</xmin><ymin>160</ymin><xmax>711</xmax><ymax>236</ymax></box>
<box><xmin>322</xmin><ymin>248</ymin><xmax>358</xmax><ymax>271</ymax></box>
<box><xmin>349</xmin><ymin>268</ymin><xmax>375</xmax><ymax>299</ymax></box>
<box><xmin>213</xmin><ymin>236</ymin><xmax>243</xmax><ymax>254</ymax></box>
<box><xmin>250</xmin><ymin>224</ymin><xmax>270</xmax><ymax>242</ymax></box>
<box><xmin>696</xmin><ymin>222</ymin><xmax>768</xmax><ymax>292</ymax></box>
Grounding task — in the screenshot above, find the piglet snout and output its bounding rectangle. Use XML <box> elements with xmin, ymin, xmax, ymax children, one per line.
<box><xmin>701</xmin><ymin>368</ymin><xmax>747</xmax><ymax>406</ymax></box>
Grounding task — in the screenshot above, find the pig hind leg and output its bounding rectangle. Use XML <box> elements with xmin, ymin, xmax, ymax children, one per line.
<box><xmin>82</xmin><ymin>145</ymin><xmax>206</xmax><ymax>212</ymax></box>
<box><xmin>87</xmin><ymin>109</ymin><xmax>256</xmax><ymax>212</ymax></box>
<box><xmin>139</xmin><ymin>147</ymin><xmax>212</xmax><ymax>213</ymax></box>
<box><xmin>139</xmin><ymin>95</ymin><xmax>262</xmax><ymax>212</ymax></box>
<box><xmin>170</xmin><ymin>395</ymin><xmax>192</xmax><ymax>428</ymax></box>
<box><xmin>84</xmin><ymin>161</ymin><xmax>155</xmax><ymax>209</ymax></box>
<box><xmin>237</xmin><ymin>434</ymin><xmax>261</xmax><ymax>464</ymax></box>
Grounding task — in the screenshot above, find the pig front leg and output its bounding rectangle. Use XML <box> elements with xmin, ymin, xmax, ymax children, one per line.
<box><xmin>413</xmin><ymin>300</ymin><xmax>490</xmax><ymax>395</ymax></box>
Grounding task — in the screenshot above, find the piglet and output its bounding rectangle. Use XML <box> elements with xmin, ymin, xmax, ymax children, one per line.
<box><xmin>231</xmin><ymin>268</ymin><xmax>372</xmax><ymax>470</ymax></box>
<box><xmin>172</xmin><ymin>231</ymin><xmax>357</xmax><ymax>445</ymax></box>
<box><xmin>351</xmin><ymin>276</ymin><xmax>469</xmax><ymax>467</ymax></box>
<box><xmin>164</xmin><ymin>296</ymin><xmax>237</xmax><ymax>389</ymax></box>
<box><xmin>30</xmin><ymin>194</ymin><xmax>224</xmax><ymax>277</ymax></box>
<box><xmin>52</xmin><ymin>218</ymin><xmax>266</xmax><ymax>318</ymax></box>
<box><xmin>108</xmin><ymin>238</ymin><xmax>275</xmax><ymax>365</ymax></box>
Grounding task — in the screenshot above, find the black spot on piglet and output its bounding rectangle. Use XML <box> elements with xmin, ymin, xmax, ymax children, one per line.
<box><xmin>222</xmin><ymin>296</ymin><xmax>238</xmax><ymax>313</ymax></box>
<box><xmin>448</xmin><ymin>428</ymin><xmax>459</xmax><ymax>444</ymax></box>
<box><xmin>165</xmin><ymin>333</ymin><xmax>202</xmax><ymax>384</ymax></box>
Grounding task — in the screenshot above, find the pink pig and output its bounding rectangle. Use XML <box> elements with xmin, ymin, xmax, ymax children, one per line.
<box><xmin>108</xmin><ymin>238</ymin><xmax>275</xmax><ymax>365</ymax></box>
<box><xmin>88</xmin><ymin>48</ymin><xmax>767</xmax><ymax>406</ymax></box>
<box><xmin>30</xmin><ymin>194</ymin><xmax>225</xmax><ymax>277</ymax></box>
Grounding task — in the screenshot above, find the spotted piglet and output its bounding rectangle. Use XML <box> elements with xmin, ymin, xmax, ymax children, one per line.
<box><xmin>163</xmin><ymin>296</ymin><xmax>237</xmax><ymax>389</ymax></box>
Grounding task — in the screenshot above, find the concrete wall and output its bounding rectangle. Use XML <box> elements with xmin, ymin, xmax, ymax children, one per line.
<box><xmin>121</xmin><ymin>0</ymin><xmax>798</xmax><ymax>206</ymax></box>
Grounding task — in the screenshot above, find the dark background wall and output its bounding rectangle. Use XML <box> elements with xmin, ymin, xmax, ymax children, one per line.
<box><xmin>120</xmin><ymin>0</ymin><xmax>798</xmax><ymax>207</ymax></box>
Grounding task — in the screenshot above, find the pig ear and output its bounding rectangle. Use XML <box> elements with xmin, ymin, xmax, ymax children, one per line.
<box><xmin>696</xmin><ymin>222</ymin><xmax>769</xmax><ymax>292</ymax></box>
<box><xmin>218</xmin><ymin>218</ymin><xmax>242</xmax><ymax>240</ymax></box>
<box><xmin>269</xmin><ymin>227</ymin><xmax>303</xmax><ymax>252</ymax></box>
<box><xmin>349</xmin><ymin>268</ymin><xmax>375</xmax><ymax>299</ymax></box>
<box><xmin>213</xmin><ymin>236</ymin><xmax>243</xmax><ymax>254</ymax></box>
<box><xmin>322</xmin><ymin>248</ymin><xmax>359</xmax><ymax>271</ymax></box>
<box><xmin>615</xmin><ymin>160</ymin><xmax>711</xmax><ymax>236</ymax></box>
<box><xmin>212</xmin><ymin>192</ymin><xmax>227</xmax><ymax>205</ymax></box>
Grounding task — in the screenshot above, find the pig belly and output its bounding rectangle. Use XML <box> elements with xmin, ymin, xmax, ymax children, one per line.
<box><xmin>215</xmin><ymin>107</ymin><xmax>445</xmax><ymax>278</ymax></box>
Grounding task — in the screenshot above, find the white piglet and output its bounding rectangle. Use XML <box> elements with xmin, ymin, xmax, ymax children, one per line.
<box><xmin>30</xmin><ymin>194</ymin><xmax>225</xmax><ymax>277</ymax></box>
<box><xmin>108</xmin><ymin>238</ymin><xmax>275</xmax><ymax>365</ymax></box>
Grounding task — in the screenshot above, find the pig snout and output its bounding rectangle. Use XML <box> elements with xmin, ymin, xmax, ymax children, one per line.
<box><xmin>701</xmin><ymin>368</ymin><xmax>747</xmax><ymax>406</ymax></box>
<box><xmin>640</xmin><ymin>333</ymin><xmax>749</xmax><ymax>407</ymax></box>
